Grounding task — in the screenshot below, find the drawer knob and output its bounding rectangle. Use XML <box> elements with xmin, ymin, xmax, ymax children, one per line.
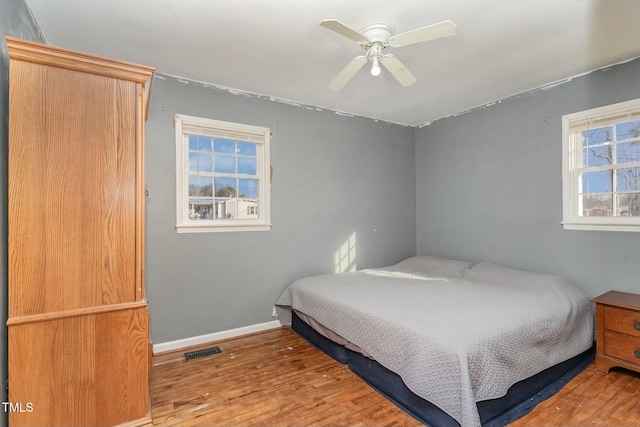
<box><xmin>636</xmin><ymin>350</ymin><xmax>640</xmax><ymax>359</ymax></box>
<box><xmin>634</xmin><ymin>322</ymin><xmax>640</xmax><ymax>330</ymax></box>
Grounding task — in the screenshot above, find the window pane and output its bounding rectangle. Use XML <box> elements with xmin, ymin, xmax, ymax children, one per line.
<box><xmin>581</xmin><ymin>170</ymin><xmax>612</xmax><ymax>193</ymax></box>
<box><xmin>239</xmin><ymin>199</ymin><xmax>259</xmax><ymax>219</ymax></box>
<box><xmin>616</xmin><ymin>142</ymin><xmax>640</xmax><ymax>164</ymax></box>
<box><xmin>582</xmin><ymin>126</ymin><xmax>612</xmax><ymax>146</ymax></box>
<box><xmin>215</xmin><ymin>177</ymin><xmax>236</xmax><ymax>197</ymax></box>
<box><xmin>214</xmin><ymin>155</ymin><xmax>235</xmax><ymax>173</ymax></box>
<box><xmin>580</xmin><ymin>194</ymin><xmax>612</xmax><ymax>217</ymax></box>
<box><xmin>214</xmin><ymin>138</ymin><xmax>235</xmax><ymax>154</ymax></box>
<box><xmin>188</xmin><ymin>152</ymin><xmax>198</xmax><ymax>172</ymax></box>
<box><xmin>215</xmin><ymin>199</ymin><xmax>236</xmax><ymax>219</ymax></box>
<box><xmin>188</xmin><ymin>199</ymin><xmax>213</xmax><ymax>220</ymax></box>
<box><xmin>188</xmin><ymin>176</ymin><xmax>213</xmax><ymax>196</ymax></box>
<box><xmin>238</xmin><ymin>157</ymin><xmax>257</xmax><ymax>175</ymax></box>
<box><xmin>188</xmin><ymin>134</ymin><xmax>212</xmax><ymax>151</ymax></box>
<box><xmin>200</xmin><ymin>176</ymin><xmax>213</xmax><ymax>196</ymax></box>
<box><xmin>616</xmin><ymin>120</ymin><xmax>640</xmax><ymax>141</ymax></box>
<box><xmin>616</xmin><ymin>167</ymin><xmax>640</xmax><ymax>191</ymax></box>
<box><xmin>583</xmin><ymin>145</ymin><xmax>612</xmax><ymax>167</ymax></box>
<box><xmin>198</xmin><ymin>153</ymin><xmax>212</xmax><ymax>172</ymax></box>
<box><xmin>188</xmin><ymin>175</ymin><xmax>199</xmax><ymax>196</ymax></box>
<box><xmin>618</xmin><ymin>193</ymin><xmax>640</xmax><ymax>217</ymax></box>
<box><xmin>190</xmin><ymin>153</ymin><xmax>212</xmax><ymax>173</ymax></box>
<box><xmin>188</xmin><ymin>135</ymin><xmax>198</xmax><ymax>151</ymax></box>
<box><xmin>237</xmin><ymin>141</ymin><xmax>256</xmax><ymax>156</ymax></box>
<box><xmin>239</xmin><ymin>178</ymin><xmax>258</xmax><ymax>198</ymax></box>
<box><xmin>197</xmin><ymin>135</ymin><xmax>212</xmax><ymax>152</ymax></box>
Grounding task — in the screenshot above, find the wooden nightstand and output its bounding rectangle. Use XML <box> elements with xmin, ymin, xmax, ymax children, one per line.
<box><xmin>592</xmin><ymin>291</ymin><xmax>640</xmax><ymax>374</ymax></box>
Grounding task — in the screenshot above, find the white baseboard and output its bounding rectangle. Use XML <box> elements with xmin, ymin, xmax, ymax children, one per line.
<box><xmin>153</xmin><ymin>320</ymin><xmax>282</xmax><ymax>354</ymax></box>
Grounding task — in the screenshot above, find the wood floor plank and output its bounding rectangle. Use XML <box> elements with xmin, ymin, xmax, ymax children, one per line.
<box><xmin>150</xmin><ymin>326</ymin><xmax>640</xmax><ymax>426</ymax></box>
<box><xmin>150</xmin><ymin>327</ymin><xmax>421</xmax><ymax>426</ymax></box>
<box><xmin>507</xmin><ymin>366</ymin><xmax>640</xmax><ymax>426</ymax></box>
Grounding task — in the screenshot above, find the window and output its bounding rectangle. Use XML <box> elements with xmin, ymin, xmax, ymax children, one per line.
<box><xmin>175</xmin><ymin>114</ymin><xmax>271</xmax><ymax>233</ymax></box>
<box><xmin>562</xmin><ymin>99</ymin><xmax>640</xmax><ymax>232</ymax></box>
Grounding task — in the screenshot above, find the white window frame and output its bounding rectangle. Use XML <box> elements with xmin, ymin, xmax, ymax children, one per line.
<box><xmin>561</xmin><ymin>98</ymin><xmax>640</xmax><ymax>232</ymax></box>
<box><xmin>175</xmin><ymin>114</ymin><xmax>271</xmax><ymax>233</ymax></box>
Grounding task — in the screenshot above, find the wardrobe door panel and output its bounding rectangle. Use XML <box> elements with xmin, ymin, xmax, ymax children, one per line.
<box><xmin>8</xmin><ymin>306</ymin><xmax>150</xmax><ymax>426</ymax></box>
<box><xmin>9</xmin><ymin>62</ymin><xmax>137</xmax><ymax>316</ymax></box>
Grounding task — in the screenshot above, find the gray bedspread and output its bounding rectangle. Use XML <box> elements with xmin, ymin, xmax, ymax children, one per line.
<box><xmin>275</xmin><ymin>256</ymin><xmax>594</xmax><ymax>427</ymax></box>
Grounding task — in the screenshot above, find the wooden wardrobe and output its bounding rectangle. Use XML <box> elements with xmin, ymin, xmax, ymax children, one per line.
<box><xmin>6</xmin><ymin>37</ymin><xmax>154</xmax><ymax>426</ymax></box>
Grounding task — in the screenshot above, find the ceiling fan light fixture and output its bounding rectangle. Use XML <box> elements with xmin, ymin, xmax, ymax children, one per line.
<box><xmin>371</xmin><ymin>59</ymin><xmax>381</xmax><ymax>76</ymax></box>
<box><xmin>320</xmin><ymin>19</ymin><xmax>457</xmax><ymax>89</ymax></box>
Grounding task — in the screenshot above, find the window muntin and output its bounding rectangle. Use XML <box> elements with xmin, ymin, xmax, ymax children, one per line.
<box><xmin>175</xmin><ymin>115</ymin><xmax>271</xmax><ymax>233</ymax></box>
<box><xmin>578</xmin><ymin>123</ymin><xmax>640</xmax><ymax>217</ymax></box>
<box><xmin>562</xmin><ymin>99</ymin><xmax>640</xmax><ymax>231</ymax></box>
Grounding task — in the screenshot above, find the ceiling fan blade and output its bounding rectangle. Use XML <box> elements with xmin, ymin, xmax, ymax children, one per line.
<box><xmin>329</xmin><ymin>56</ymin><xmax>367</xmax><ymax>91</ymax></box>
<box><xmin>388</xmin><ymin>20</ymin><xmax>457</xmax><ymax>48</ymax></box>
<box><xmin>381</xmin><ymin>54</ymin><xmax>417</xmax><ymax>87</ymax></box>
<box><xmin>320</xmin><ymin>19</ymin><xmax>369</xmax><ymax>44</ymax></box>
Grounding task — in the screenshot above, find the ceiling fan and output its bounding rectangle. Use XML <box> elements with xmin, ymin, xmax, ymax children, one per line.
<box><xmin>320</xmin><ymin>19</ymin><xmax>457</xmax><ymax>90</ymax></box>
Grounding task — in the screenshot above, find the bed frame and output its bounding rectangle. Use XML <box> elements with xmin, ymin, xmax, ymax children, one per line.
<box><xmin>292</xmin><ymin>311</ymin><xmax>594</xmax><ymax>427</ymax></box>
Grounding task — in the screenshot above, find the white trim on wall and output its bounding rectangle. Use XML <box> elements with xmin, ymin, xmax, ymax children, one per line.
<box><xmin>153</xmin><ymin>320</ymin><xmax>282</xmax><ymax>354</ymax></box>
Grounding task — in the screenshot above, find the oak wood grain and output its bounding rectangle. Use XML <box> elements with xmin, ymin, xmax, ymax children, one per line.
<box><xmin>592</xmin><ymin>291</ymin><xmax>640</xmax><ymax>312</ymax></box>
<box><xmin>150</xmin><ymin>327</ymin><xmax>422</xmax><ymax>427</ymax></box>
<box><xmin>508</xmin><ymin>365</ymin><xmax>640</xmax><ymax>427</ymax></box>
<box><xmin>150</xmin><ymin>327</ymin><xmax>640</xmax><ymax>427</ymax></box>
<box><xmin>593</xmin><ymin>291</ymin><xmax>640</xmax><ymax>375</ymax></box>
<box><xmin>7</xmin><ymin>37</ymin><xmax>153</xmax><ymax>427</ymax></box>
<box><xmin>604</xmin><ymin>330</ymin><xmax>640</xmax><ymax>365</ymax></box>
<box><xmin>5</xmin><ymin>36</ymin><xmax>154</xmax><ymax>87</ymax></box>
<box><xmin>604</xmin><ymin>306</ymin><xmax>640</xmax><ymax>338</ymax></box>
<box><xmin>8</xmin><ymin>60</ymin><xmax>137</xmax><ymax>314</ymax></box>
<box><xmin>8</xmin><ymin>306</ymin><xmax>150</xmax><ymax>426</ymax></box>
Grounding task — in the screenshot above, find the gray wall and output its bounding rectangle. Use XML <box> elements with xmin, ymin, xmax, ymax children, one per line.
<box><xmin>0</xmin><ymin>0</ymin><xmax>45</xmax><ymax>423</ymax></box>
<box><xmin>415</xmin><ymin>57</ymin><xmax>640</xmax><ymax>297</ymax></box>
<box><xmin>4</xmin><ymin>1</ymin><xmax>638</xmax><ymax>413</ymax></box>
<box><xmin>145</xmin><ymin>75</ymin><xmax>416</xmax><ymax>344</ymax></box>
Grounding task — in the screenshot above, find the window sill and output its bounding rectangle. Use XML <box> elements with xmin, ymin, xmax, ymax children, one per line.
<box><xmin>176</xmin><ymin>222</ymin><xmax>272</xmax><ymax>233</ymax></box>
<box><xmin>561</xmin><ymin>221</ymin><xmax>640</xmax><ymax>232</ymax></box>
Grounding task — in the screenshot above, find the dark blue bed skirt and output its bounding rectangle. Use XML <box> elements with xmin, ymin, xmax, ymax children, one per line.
<box><xmin>291</xmin><ymin>311</ymin><xmax>594</xmax><ymax>427</ymax></box>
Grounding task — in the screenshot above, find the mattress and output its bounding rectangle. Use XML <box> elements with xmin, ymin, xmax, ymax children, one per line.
<box><xmin>276</xmin><ymin>256</ymin><xmax>595</xmax><ymax>427</ymax></box>
<box><xmin>292</xmin><ymin>310</ymin><xmax>594</xmax><ymax>427</ymax></box>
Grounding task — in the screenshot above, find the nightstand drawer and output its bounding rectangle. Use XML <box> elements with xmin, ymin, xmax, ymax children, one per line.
<box><xmin>604</xmin><ymin>306</ymin><xmax>640</xmax><ymax>338</ymax></box>
<box><xmin>604</xmin><ymin>330</ymin><xmax>640</xmax><ymax>365</ymax></box>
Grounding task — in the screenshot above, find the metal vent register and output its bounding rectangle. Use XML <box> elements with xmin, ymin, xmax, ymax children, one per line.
<box><xmin>184</xmin><ymin>346</ymin><xmax>222</xmax><ymax>360</ymax></box>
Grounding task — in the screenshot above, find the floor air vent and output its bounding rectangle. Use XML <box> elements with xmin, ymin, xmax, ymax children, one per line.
<box><xmin>184</xmin><ymin>346</ymin><xmax>222</xmax><ymax>360</ymax></box>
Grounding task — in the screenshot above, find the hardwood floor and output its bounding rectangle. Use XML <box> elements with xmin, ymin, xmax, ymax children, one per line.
<box><xmin>508</xmin><ymin>365</ymin><xmax>640</xmax><ymax>426</ymax></box>
<box><xmin>150</xmin><ymin>327</ymin><xmax>640</xmax><ymax>426</ymax></box>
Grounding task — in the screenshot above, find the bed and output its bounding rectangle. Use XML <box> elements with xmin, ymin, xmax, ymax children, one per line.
<box><xmin>275</xmin><ymin>256</ymin><xmax>595</xmax><ymax>427</ymax></box>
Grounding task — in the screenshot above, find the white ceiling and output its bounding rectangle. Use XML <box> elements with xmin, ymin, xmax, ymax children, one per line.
<box><xmin>25</xmin><ymin>0</ymin><xmax>640</xmax><ymax>126</ymax></box>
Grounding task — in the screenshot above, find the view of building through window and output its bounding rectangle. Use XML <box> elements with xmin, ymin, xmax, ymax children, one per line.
<box><xmin>188</xmin><ymin>134</ymin><xmax>259</xmax><ymax>221</ymax></box>
<box><xmin>175</xmin><ymin>114</ymin><xmax>270</xmax><ymax>233</ymax></box>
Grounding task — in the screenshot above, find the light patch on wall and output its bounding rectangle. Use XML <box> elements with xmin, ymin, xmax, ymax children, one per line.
<box><xmin>335</xmin><ymin>232</ymin><xmax>357</xmax><ymax>273</ymax></box>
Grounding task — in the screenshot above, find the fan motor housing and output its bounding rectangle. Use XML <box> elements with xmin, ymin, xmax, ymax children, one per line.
<box><xmin>362</xmin><ymin>24</ymin><xmax>392</xmax><ymax>44</ymax></box>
